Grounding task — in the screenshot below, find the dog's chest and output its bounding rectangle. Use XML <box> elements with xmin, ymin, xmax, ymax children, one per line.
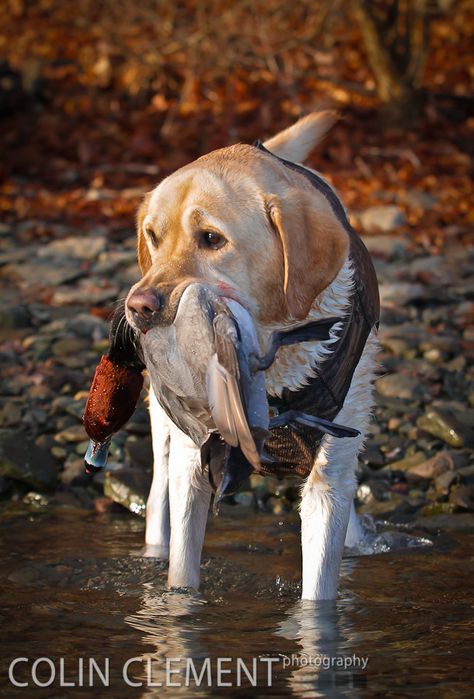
<box><xmin>260</xmin><ymin>258</ymin><xmax>353</xmax><ymax>399</ymax></box>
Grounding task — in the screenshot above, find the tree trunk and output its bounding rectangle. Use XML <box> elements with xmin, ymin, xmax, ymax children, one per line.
<box><xmin>353</xmin><ymin>0</ymin><xmax>429</xmax><ymax>126</ymax></box>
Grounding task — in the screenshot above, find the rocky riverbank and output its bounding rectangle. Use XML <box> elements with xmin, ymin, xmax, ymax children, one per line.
<box><xmin>0</xmin><ymin>220</ymin><xmax>473</xmax><ymax>530</ymax></box>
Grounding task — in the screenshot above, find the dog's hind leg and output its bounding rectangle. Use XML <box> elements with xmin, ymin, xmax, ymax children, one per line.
<box><xmin>145</xmin><ymin>390</ymin><xmax>171</xmax><ymax>557</ymax></box>
<box><xmin>300</xmin><ymin>436</ymin><xmax>362</xmax><ymax>600</ymax></box>
<box><xmin>167</xmin><ymin>426</ymin><xmax>212</xmax><ymax>590</ymax></box>
<box><xmin>300</xmin><ymin>333</ymin><xmax>377</xmax><ymax>600</ymax></box>
<box><xmin>344</xmin><ymin>499</ymin><xmax>365</xmax><ymax>548</ymax></box>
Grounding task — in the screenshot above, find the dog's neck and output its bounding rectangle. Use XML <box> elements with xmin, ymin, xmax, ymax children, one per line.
<box><xmin>259</xmin><ymin>255</ymin><xmax>353</xmax><ymax>398</ymax></box>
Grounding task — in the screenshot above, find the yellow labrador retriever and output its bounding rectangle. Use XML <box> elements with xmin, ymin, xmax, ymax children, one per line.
<box><xmin>125</xmin><ymin>112</ymin><xmax>379</xmax><ymax>600</ymax></box>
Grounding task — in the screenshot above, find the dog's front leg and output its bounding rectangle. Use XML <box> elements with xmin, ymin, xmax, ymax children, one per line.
<box><xmin>167</xmin><ymin>427</ymin><xmax>211</xmax><ymax>590</ymax></box>
<box><xmin>145</xmin><ymin>390</ymin><xmax>171</xmax><ymax>557</ymax></box>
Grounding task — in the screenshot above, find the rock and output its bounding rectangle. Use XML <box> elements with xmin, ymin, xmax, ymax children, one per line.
<box><xmin>376</xmin><ymin>373</ymin><xmax>420</xmax><ymax>400</ymax></box>
<box><xmin>449</xmin><ymin>484</ymin><xmax>474</xmax><ymax>511</ymax></box>
<box><xmin>417</xmin><ymin>407</ymin><xmax>474</xmax><ymax>448</ymax></box>
<box><xmin>384</xmin><ymin>451</ymin><xmax>426</xmax><ymax>472</ymax></box>
<box><xmin>457</xmin><ymin>464</ymin><xmax>474</xmax><ymax>485</ymax></box>
<box><xmin>234</xmin><ymin>491</ymin><xmax>255</xmax><ymax>508</ymax></box>
<box><xmin>420</xmin><ymin>502</ymin><xmax>455</xmax><ymax>517</ymax></box>
<box><xmin>1</xmin><ymin>262</ymin><xmax>84</xmax><ymax>287</ymax></box>
<box><xmin>356</xmin><ymin>483</ymin><xmax>373</xmax><ymax>504</ymax></box>
<box><xmin>359</xmin><ymin>205</ymin><xmax>406</xmax><ymax>232</ymax></box>
<box><xmin>361</xmin><ymin>444</ymin><xmax>385</xmax><ymax>468</ymax></box>
<box><xmin>0</xmin><ymin>402</ymin><xmax>22</xmax><ymax>427</ymax></box>
<box><xmin>415</xmin><ymin>512</ymin><xmax>474</xmax><ymax>531</ymax></box>
<box><xmin>125</xmin><ymin>435</ymin><xmax>153</xmax><ymax>469</ymax></box>
<box><xmin>55</xmin><ymin>424</ymin><xmax>87</xmax><ymax>444</ymax></box>
<box><xmin>59</xmin><ymin>458</ymin><xmax>89</xmax><ymax>486</ymax></box>
<box><xmin>360</xmin><ymin>234</ymin><xmax>409</xmax><ymax>259</ymax></box>
<box><xmin>249</xmin><ymin>475</ymin><xmax>278</xmax><ymax>499</ymax></box>
<box><xmin>0</xmin><ymin>304</ymin><xmax>32</xmax><ymax>329</ymax></box>
<box><xmin>52</xmin><ymin>282</ymin><xmax>119</xmax><ymax>306</ymax></box>
<box><xmin>358</xmin><ymin>494</ymin><xmax>405</xmax><ymax>516</ymax></box>
<box><xmin>94</xmin><ymin>496</ymin><xmax>119</xmax><ymax>514</ymax></box>
<box><xmin>0</xmin><ymin>475</ymin><xmax>13</xmax><ymax>495</ymax></box>
<box><xmin>434</xmin><ymin>469</ymin><xmax>457</xmax><ymax>495</ymax></box>
<box><xmin>22</xmin><ymin>491</ymin><xmax>49</xmax><ymax>507</ymax></box>
<box><xmin>406</xmin><ymin>451</ymin><xmax>455</xmax><ymax>480</ymax></box>
<box><xmin>37</xmin><ymin>235</ymin><xmax>107</xmax><ymax>260</ymax></box>
<box><xmin>380</xmin><ymin>282</ymin><xmax>429</xmax><ymax>307</ymax></box>
<box><xmin>103</xmin><ymin>468</ymin><xmax>151</xmax><ymax>517</ymax></box>
<box><xmin>267</xmin><ymin>496</ymin><xmax>291</xmax><ymax>514</ymax></box>
<box><xmin>402</xmin><ymin>190</ymin><xmax>437</xmax><ymax>210</ymax></box>
<box><xmin>52</xmin><ymin>396</ymin><xmax>86</xmax><ymax>421</ymax></box>
<box><xmin>51</xmin><ymin>337</ymin><xmax>90</xmax><ymax>356</ymax></box>
<box><xmin>0</xmin><ymin>429</ymin><xmax>58</xmax><ymax>489</ymax></box>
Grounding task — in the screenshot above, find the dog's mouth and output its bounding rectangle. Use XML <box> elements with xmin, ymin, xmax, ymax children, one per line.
<box><xmin>126</xmin><ymin>279</ymin><xmax>246</xmax><ymax>335</ymax></box>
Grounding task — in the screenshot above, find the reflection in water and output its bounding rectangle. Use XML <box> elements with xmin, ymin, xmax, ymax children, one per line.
<box><xmin>0</xmin><ymin>506</ymin><xmax>473</xmax><ymax>698</ymax></box>
<box><xmin>123</xmin><ymin>559</ymin><xmax>364</xmax><ymax>697</ymax></box>
<box><xmin>124</xmin><ymin>587</ymin><xmax>212</xmax><ymax>694</ymax></box>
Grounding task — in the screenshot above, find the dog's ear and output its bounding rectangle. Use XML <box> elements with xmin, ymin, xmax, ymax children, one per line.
<box><xmin>263</xmin><ymin>111</ymin><xmax>338</xmax><ymax>163</ymax></box>
<box><xmin>266</xmin><ymin>188</ymin><xmax>349</xmax><ymax>320</ymax></box>
<box><xmin>136</xmin><ymin>193</ymin><xmax>152</xmax><ymax>275</ymax></box>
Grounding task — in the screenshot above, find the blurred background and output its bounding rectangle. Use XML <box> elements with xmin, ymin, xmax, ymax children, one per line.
<box><xmin>0</xmin><ymin>0</ymin><xmax>473</xmax><ymax>522</ymax></box>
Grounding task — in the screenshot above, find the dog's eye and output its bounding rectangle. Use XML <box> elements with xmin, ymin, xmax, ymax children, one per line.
<box><xmin>146</xmin><ymin>228</ymin><xmax>159</xmax><ymax>248</ymax></box>
<box><xmin>200</xmin><ymin>231</ymin><xmax>227</xmax><ymax>250</ymax></box>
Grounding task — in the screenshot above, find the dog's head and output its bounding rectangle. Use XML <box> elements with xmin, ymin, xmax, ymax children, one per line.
<box><xmin>125</xmin><ymin>111</ymin><xmax>349</xmax><ymax>333</ymax></box>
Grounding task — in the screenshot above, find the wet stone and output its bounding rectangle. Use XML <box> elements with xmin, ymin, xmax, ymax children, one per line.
<box><xmin>0</xmin><ymin>475</ymin><xmax>13</xmax><ymax>495</ymax></box>
<box><xmin>0</xmin><ymin>304</ymin><xmax>32</xmax><ymax>329</ymax></box>
<box><xmin>376</xmin><ymin>373</ymin><xmax>421</xmax><ymax>400</ymax></box>
<box><xmin>37</xmin><ymin>235</ymin><xmax>107</xmax><ymax>260</ymax></box>
<box><xmin>360</xmin><ymin>234</ymin><xmax>409</xmax><ymax>259</ymax></box>
<box><xmin>406</xmin><ymin>451</ymin><xmax>455</xmax><ymax>480</ymax></box>
<box><xmin>1</xmin><ymin>262</ymin><xmax>84</xmax><ymax>287</ymax></box>
<box><xmin>384</xmin><ymin>451</ymin><xmax>426</xmax><ymax>473</ymax></box>
<box><xmin>103</xmin><ymin>468</ymin><xmax>151</xmax><ymax>518</ymax></box>
<box><xmin>449</xmin><ymin>485</ymin><xmax>474</xmax><ymax>512</ymax></box>
<box><xmin>417</xmin><ymin>407</ymin><xmax>474</xmax><ymax>448</ymax></box>
<box><xmin>359</xmin><ymin>205</ymin><xmax>406</xmax><ymax>232</ymax></box>
<box><xmin>124</xmin><ymin>435</ymin><xmax>153</xmax><ymax>469</ymax></box>
<box><xmin>435</xmin><ymin>469</ymin><xmax>457</xmax><ymax>495</ymax></box>
<box><xmin>55</xmin><ymin>424</ymin><xmax>87</xmax><ymax>444</ymax></box>
<box><xmin>234</xmin><ymin>491</ymin><xmax>255</xmax><ymax>508</ymax></box>
<box><xmin>0</xmin><ymin>403</ymin><xmax>22</xmax><ymax>427</ymax></box>
<box><xmin>52</xmin><ymin>337</ymin><xmax>91</xmax><ymax>356</ymax></box>
<box><xmin>0</xmin><ymin>429</ymin><xmax>58</xmax><ymax>489</ymax></box>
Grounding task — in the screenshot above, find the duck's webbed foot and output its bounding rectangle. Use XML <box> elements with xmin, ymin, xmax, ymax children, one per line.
<box><xmin>250</xmin><ymin>317</ymin><xmax>342</xmax><ymax>372</ymax></box>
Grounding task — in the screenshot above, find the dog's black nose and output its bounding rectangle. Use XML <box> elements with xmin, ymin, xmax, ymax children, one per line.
<box><xmin>127</xmin><ymin>288</ymin><xmax>164</xmax><ymax>331</ymax></box>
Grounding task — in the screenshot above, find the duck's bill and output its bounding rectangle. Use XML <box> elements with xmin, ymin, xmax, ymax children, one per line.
<box><xmin>84</xmin><ymin>438</ymin><xmax>111</xmax><ymax>473</ymax></box>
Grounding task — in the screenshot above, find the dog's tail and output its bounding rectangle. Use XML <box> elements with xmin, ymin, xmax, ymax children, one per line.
<box><xmin>263</xmin><ymin>111</ymin><xmax>338</xmax><ymax>164</ymax></box>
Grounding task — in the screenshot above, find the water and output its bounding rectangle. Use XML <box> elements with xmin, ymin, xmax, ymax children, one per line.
<box><xmin>0</xmin><ymin>503</ymin><xmax>472</xmax><ymax>697</ymax></box>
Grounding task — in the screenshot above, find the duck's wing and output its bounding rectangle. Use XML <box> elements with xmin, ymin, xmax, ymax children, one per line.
<box><xmin>206</xmin><ymin>312</ymin><xmax>261</xmax><ymax>469</ymax></box>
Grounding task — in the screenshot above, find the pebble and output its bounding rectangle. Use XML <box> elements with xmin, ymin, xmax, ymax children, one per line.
<box><xmin>103</xmin><ymin>468</ymin><xmax>151</xmax><ymax>517</ymax></box>
<box><xmin>0</xmin><ymin>429</ymin><xmax>58</xmax><ymax>489</ymax></box>
<box><xmin>406</xmin><ymin>451</ymin><xmax>455</xmax><ymax>480</ymax></box>
<box><xmin>376</xmin><ymin>373</ymin><xmax>420</xmax><ymax>400</ymax></box>
<box><xmin>417</xmin><ymin>407</ymin><xmax>473</xmax><ymax>448</ymax></box>
<box><xmin>0</xmin><ymin>216</ymin><xmax>473</xmax><ymax>528</ymax></box>
<box><xmin>54</xmin><ymin>424</ymin><xmax>87</xmax><ymax>444</ymax></box>
<box><xmin>384</xmin><ymin>452</ymin><xmax>426</xmax><ymax>472</ymax></box>
<box><xmin>37</xmin><ymin>235</ymin><xmax>107</xmax><ymax>260</ymax></box>
<box><xmin>124</xmin><ymin>435</ymin><xmax>153</xmax><ymax>469</ymax></box>
<box><xmin>359</xmin><ymin>205</ymin><xmax>406</xmax><ymax>232</ymax></box>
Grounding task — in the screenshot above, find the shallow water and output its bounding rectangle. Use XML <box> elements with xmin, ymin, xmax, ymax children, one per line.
<box><xmin>0</xmin><ymin>504</ymin><xmax>473</xmax><ymax>698</ymax></box>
